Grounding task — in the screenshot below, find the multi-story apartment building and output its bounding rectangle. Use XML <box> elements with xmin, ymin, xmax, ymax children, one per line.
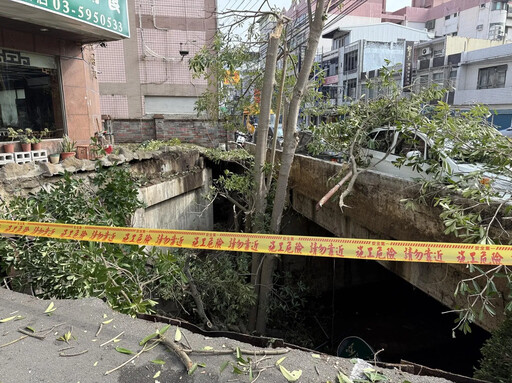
<box><xmin>454</xmin><ymin>43</ymin><xmax>512</xmax><ymax>130</ymax></box>
<box><xmin>95</xmin><ymin>0</ymin><xmax>223</xmax><ymax>147</ymax></box>
<box><xmin>412</xmin><ymin>36</ymin><xmax>503</xmax><ymax>103</ymax></box>
<box><xmin>321</xmin><ymin>23</ymin><xmax>430</xmax><ymax>104</ymax></box>
<box><xmin>284</xmin><ymin>0</ymin><xmax>387</xmax><ymax>57</ymax></box>
<box><xmin>390</xmin><ymin>0</ymin><xmax>512</xmax><ymax>41</ymax></box>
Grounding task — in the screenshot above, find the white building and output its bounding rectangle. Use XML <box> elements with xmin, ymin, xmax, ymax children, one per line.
<box><xmin>413</xmin><ymin>36</ymin><xmax>504</xmax><ymax>103</ymax></box>
<box><xmin>454</xmin><ymin>43</ymin><xmax>512</xmax><ymax>130</ymax></box>
<box><xmin>321</xmin><ymin>23</ymin><xmax>430</xmax><ymax>104</ymax></box>
<box><xmin>394</xmin><ymin>0</ymin><xmax>512</xmax><ymax>41</ymax></box>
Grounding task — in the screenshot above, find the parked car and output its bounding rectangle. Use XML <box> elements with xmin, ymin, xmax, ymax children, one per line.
<box><xmin>362</xmin><ymin>127</ymin><xmax>512</xmax><ymax>194</ymax></box>
<box><xmin>499</xmin><ymin>126</ymin><xmax>512</xmax><ymax>138</ymax></box>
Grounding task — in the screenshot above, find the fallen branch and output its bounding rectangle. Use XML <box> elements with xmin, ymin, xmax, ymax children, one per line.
<box><xmin>104</xmin><ymin>343</ymin><xmax>150</xmax><ymax>375</ymax></box>
<box><xmin>188</xmin><ymin>347</ymin><xmax>290</xmax><ymax>356</ymax></box>
<box><xmin>159</xmin><ymin>333</ymin><xmax>194</xmax><ymax>372</ymax></box>
<box><xmin>17</xmin><ymin>328</ymin><xmax>47</xmax><ymax>340</ymax></box>
<box><xmin>184</xmin><ymin>257</ymin><xmax>213</xmax><ymax>329</ymax></box>
<box><xmin>95</xmin><ymin>323</ymin><xmax>103</xmax><ymax>337</ymax></box>
<box><xmin>59</xmin><ymin>350</ymin><xmax>88</xmax><ymax>357</ymax></box>
<box><xmin>316</xmin><ymin>170</ymin><xmax>353</xmax><ymax>210</ymax></box>
<box><xmin>100</xmin><ymin>331</ymin><xmax>125</xmax><ymax>347</ymax></box>
<box><xmin>0</xmin><ymin>335</ymin><xmax>27</xmax><ymax>348</ymax></box>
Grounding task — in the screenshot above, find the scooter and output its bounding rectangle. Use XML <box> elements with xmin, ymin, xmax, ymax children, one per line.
<box><xmin>235</xmin><ymin>131</ymin><xmax>246</xmax><ymax>147</ymax></box>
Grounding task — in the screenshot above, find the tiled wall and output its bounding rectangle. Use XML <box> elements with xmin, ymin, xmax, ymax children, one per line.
<box><xmin>96</xmin><ymin>40</ymin><xmax>126</xmax><ymax>83</ymax></box>
<box><xmin>97</xmin><ymin>0</ymin><xmax>214</xmax><ymax>124</ymax></box>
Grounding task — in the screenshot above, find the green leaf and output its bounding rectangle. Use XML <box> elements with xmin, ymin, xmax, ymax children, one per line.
<box><xmin>115</xmin><ymin>347</ymin><xmax>135</xmax><ymax>355</ymax></box>
<box><xmin>158</xmin><ymin>324</ymin><xmax>171</xmax><ymax>336</ymax></box>
<box><xmin>203</xmin><ymin>346</ymin><xmax>213</xmax><ymax>351</ymax></box>
<box><xmin>279</xmin><ymin>365</ymin><xmax>302</xmax><ymax>382</ymax></box>
<box><xmin>151</xmin><ymin>360</ymin><xmax>166</xmax><ymax>365</ymax></box>
<box><xmin>102</xmin><ymin>318</ymin><xmax>113</xmax><ymax>324</ymax></box>
<box><xmin>275</xmin><ymin>356</ymin><xmax>287</xmax><ymax>366</ymax></box>
<box><xmin>140</xmin><ymin>332</ymin><xmax>158</xmax><ymax>346</ymax></box>
<box><xmin>26</xmin><ymin>326</ymin><xmax>35</xmax><ymax>332</ymax></box>
<box><xmin>153</xmin><ymin>371</ymin><xmax>161</xmax><ymax>379</ymax></box>
<box><xmin>188</xmin><ymin>363</ymin><xmax>198</xmax><ymax>375</ymax></box>
<box><xmin>232</xmin><ymin>365</ymin><xmax>244</xmax><ymax>374</ymax></box>
<box><xmin>174</xmin><ymin>327</ymin><xmax>182</xmax><ymax>342</ymax></box>
<box><xmin>219</xmin><ymin>360</ymin><xmax>229</xmax><ymax>373</ymax></box>
<box><xmin>0</xmin><ymin>315</ymin><xmax>20</xmax><ymax>323</ymax></box>
<box><xmin>45</xmin><ymin>302</ymin><xmax>56</xmax><ymax>314</ymax></box>
<box><xmin>311</xmin><ymin>353</ymin><xmax>321</xmax><ymax>359</ymax></box>
<box><xmin>338</xmin><ymin>372</ymin><xmax>354</xmax><ymax>383</ymax></box>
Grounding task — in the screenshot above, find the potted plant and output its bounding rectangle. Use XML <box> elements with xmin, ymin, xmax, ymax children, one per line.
<box><xmin>60</xmin><ymin>135</ymin><xmax>76</xmax><ymax>160</ymax></box>
<box><xmin>19</xmin><ymin>129</ymin><xmax>32</xmax><ymax>152</ymax></box>
<box><xmin>5</xmin><ymin>127</ymin><xmax>21</xmax><ymax>153</ymax></box>
<box><xmin>49</xmin><ymin>153</ymin><xmax>60</xmax><ymax>164</ymax></box>
<box><xmin>31</xmin><ymin>128</ymin><xmax>49</xmax><ymax>150</ymax></box>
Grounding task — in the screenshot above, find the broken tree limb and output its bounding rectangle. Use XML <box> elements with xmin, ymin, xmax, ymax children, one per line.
<box><xmin>316</xmin><ymin>170</ymin><xmax>353</xmax><ymax>210</ymax></box>
<box><xmin>187</xmin><ymin>347</ymin><xmax>290</xmax><ymax>356</ymax></box>
<box><xmin>0</xmin><ymin>335</ymin><xmax>27</xmax><ymax>348</ymax></box>
<box><xmin>184</xmin><ymin>257</ymin><xmax>213</xmax><ymax>329</ymax></box>
<box><xmin>17</xmin><ymin>328</ymin><xmax>47</xmax><ymax>340</ymax></box>
<box><xmin>159</xmin><ymin>333</ymin><xmax>194</xmax><ymax>372</ymax></box>
<box><xmin>59</xmin><ymin>350</ymin><xmax>88</xmax><ymax>357</ymax></box>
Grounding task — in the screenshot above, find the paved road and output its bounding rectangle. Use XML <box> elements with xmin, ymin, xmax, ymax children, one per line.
<box><xmin>0</xmin><ymin>288</ymin><xmax>456</xmax><ymax>383</ymax></box>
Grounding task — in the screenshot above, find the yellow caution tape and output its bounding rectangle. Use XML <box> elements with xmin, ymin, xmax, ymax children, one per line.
<box><xmin>0</xmin><ymin>219</ymin><xmax>510</xmax><ymax>265</ymax></box>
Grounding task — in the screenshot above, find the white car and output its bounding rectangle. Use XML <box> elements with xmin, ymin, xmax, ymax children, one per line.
<box><xmin>362</xmin><ymin>127</ymin><xmax>512</xmax><ymax>194</ymax></box>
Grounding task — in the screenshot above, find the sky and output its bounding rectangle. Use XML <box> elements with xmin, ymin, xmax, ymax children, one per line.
<box><xmin>217</xmin><ymin>0</ymin><xmax>411</xmax><ymax>13</ymax></box>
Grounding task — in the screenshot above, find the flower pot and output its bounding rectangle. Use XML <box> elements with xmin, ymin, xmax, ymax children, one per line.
<box><xmin>60</xmin><ymin>152</ymin><xmax>76</xmax><ymax>160</ymax></box>
<box><xmin>21</xmin><ymin>143</ymin><xmax>31</xmax><ymax>152</ymax></box>
<box><xmin>32</xmin><ymin>142</ymin><xmax>42</xmax><ymax>151</ymax></box>
<box><xmin>3</xmin><ymin>143</ymin><xmax>14</xmax><ymax>153</ymax></box>
<box><xmin>49</xmin><ymin>153</ymin><xmax>60</xmax><ymax>164</ymax></box>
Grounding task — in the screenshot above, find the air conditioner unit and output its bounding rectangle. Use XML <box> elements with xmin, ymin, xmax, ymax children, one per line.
<box><xmin>421</xmin><ymin>47</ymin><xmax>432</xmax><ymax>55</ymax></box>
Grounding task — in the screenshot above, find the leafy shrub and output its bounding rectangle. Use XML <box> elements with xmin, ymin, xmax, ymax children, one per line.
<box><xmin>156</xmin><ymin>250</ymin><xmax>256</xmax><ymax>328</ymax></box>
<box><xmin>474</xmin><ymin>314</ymin><xmax>512</xmax><ymax>382</ymax></box>
<box><xmin>138</xmin><ymin>139</ymin><xmax>181</xmax><ymax>151</ymax></box>
<box><xmin>0</xmin><ymin>167</ymin><xmax>179</xmax><ymax>315</ymax></box>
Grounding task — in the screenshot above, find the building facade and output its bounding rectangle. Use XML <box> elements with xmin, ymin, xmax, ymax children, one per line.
<box><xmin>322</xmin><ymin>23</ymin><xmax>430</xmax><ymax>104</ymax></box>
<box><xmin>95</xmin><ymin>0</ymin><xmax>222</xmax><ymax>147</ymax></box>
<box><xmin>454</xmin><ymin>43</ymin><xmax>512</xmax><ymax>129</ymax></box>
<box><xmin>390</xmin><ymin>0</ymin><xmax>512</xmax><ymax>41</ymax></box>
<box><xmin>412</xmin><ymin>36</ymin><xmax>503</xmax><ymax>103</ymax></box>
<box><xmin>0</xmin><ymin>1</ymin><xmax>125</xmax><ymax>150</ymax></box>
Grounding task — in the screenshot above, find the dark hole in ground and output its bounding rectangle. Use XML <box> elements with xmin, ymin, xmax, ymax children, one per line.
<box><xmin>209</xmin><ymin>165</ymin><xmax>490</xmax><ymax>378</ymax></box>
<box><xmin>274</xmin><ymin>213</ymin><xmax>490</xmax><ymax>377</ymax></box>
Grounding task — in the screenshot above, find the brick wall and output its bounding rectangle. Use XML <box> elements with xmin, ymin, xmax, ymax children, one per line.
<box><xmin>112</xmin><ymin>117</ymin><xmax>230</xmax><ymax>148</ymax></box>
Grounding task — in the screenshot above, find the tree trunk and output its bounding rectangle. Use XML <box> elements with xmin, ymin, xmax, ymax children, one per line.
<box><xmin>253</xmin><ymin>20</ymin><xmax>283</xmax><ymax>230</ymax></box>
<box><xmin>271</xmin><ymin>0</ymin><xmax>325</xmax><ymax>234</ymax></box>
<box><xmin>255</xmin><ymin>0</ymin><xmax>328</xmax><ymax>334</ymax></box>
<box><xmin>248</xmin><ymin>20</ymin><xmax>283</xmax><ymax>332</ymax></box>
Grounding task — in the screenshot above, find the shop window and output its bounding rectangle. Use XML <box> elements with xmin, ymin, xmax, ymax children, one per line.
<box><xmin>477</xmin><ymin>65</ymin><xmax>507</xmax><ymax>89</ymax></box>
<box><xmin>0</xmin><ymin>48</ymin><xmax>63</xmax><ymax>140</ymax></box>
